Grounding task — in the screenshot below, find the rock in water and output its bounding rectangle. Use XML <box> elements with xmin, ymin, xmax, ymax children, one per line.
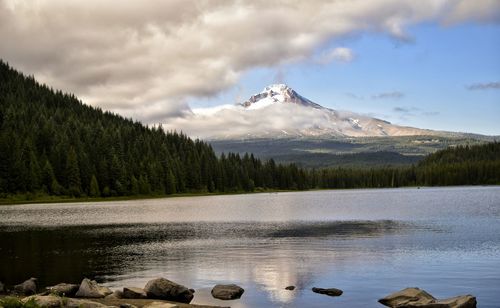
<box><xmin>14</xmin><ymin>277</ymin><xmax>37</xmax><ymax>295</ymax></box>
<box><xmin>285</xmin><ymin>286</ymin><xmax>295</xmax><ymax>290</ymax></box>
<box><xmin>142</xmin><ymin>302</ymin><xmax>179</xmax><ymax>308</ymax></box>
<box><xmin>144</xmin><ymin>278</ymin><xmax>194</xmax><ymax>303</ymax></box>
<box><xmin>105</xmin><ymin>290</ymin><xmax>123</xmax><ymax>299</ymax></box>
<box><xmin>312</xmin><ymin>287</ymin><xmax>343</xmax><ymax>297</ymax></box>
<box><xmin>378</xmin><ymin>287</ymin><xmax>476</xmax><ymax>308</ymax></box>
<box><xmin>45</xmin><ymin>283</ymin><xmax>80</xmax><ymax>297</ymax></box>
<box><xmin>211</xmin><ymin>284</ymin><xmax>245</xmax><ymax>300</ymax></box>
<box><xmin>119</xmin><ymin>304</ymin><xmax>138</xmax><ymax>308</ymax></box>
<box><xmin>437</xmin><ymin>295</ymin><xmax>477</xmax><ymax>308</ymax></box>
<box><xmin>122</xmin><ymin>287</ymin><xmax>147</xmax><ymax>299</ymax></box>
<box><xmin>76</xmin><ymin>278</ymin><xmax>113</xmax><ymax>298</ymax></box>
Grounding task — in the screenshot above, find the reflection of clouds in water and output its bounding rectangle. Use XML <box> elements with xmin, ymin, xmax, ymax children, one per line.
<box><xmin>252</xmin><ymin>254</ymin><xmax>313</xmax><ymax>304</ymax></box>
<box><xmin>96</xmin><ymin>221</ymin><xmax>406</xmax><ymax>305</ymax></box>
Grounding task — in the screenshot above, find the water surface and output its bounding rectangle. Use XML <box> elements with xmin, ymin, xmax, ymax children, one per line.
<box><xmin>1</xmin><ymin>187</ymin><xmax>499</xmax><ymax>307</ymax></box>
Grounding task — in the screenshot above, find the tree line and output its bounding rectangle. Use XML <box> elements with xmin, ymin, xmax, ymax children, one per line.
<box><xmin>1</xmin><ymin>60</ymin><xmax>499</xmax><ymax>200</ymax></box>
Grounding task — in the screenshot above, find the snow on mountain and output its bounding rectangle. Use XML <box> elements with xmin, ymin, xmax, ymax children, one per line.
<box><xmin>240</xmin><ymin>84</ymin><xmax>323</xmax><ymax>110</ymax></box>
<box><xmin>167</xmin><ymin>84</ymin><xmax>446</xmax><ymax>140</ymax></box>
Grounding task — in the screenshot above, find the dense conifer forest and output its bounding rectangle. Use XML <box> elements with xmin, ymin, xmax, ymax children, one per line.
<box><xmin>1</xmin><ymin>60</ymin><xmax>499</xmax><ymax>202</ymax></box>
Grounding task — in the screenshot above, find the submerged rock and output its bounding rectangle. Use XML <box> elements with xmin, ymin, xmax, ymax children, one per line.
<box><xmin>75</xmin><ymin>278</ymin><xmax>113</xmax><ymax>298</ymax></box>
<box><xmin>45</xmin><ymin>283</ymin><xmax>80</xmax><ymax>297</ymax></box>
<box><xmin>105</xmin><ymin>290</ymin><xmax>123</xmax><ymax>299</ymax></box>
<box><xmin>211</xmin><ymin>284</ymin><xmax>244</xmax><ymax>300</ymax></box>
<box><xmin>142</xmin><ymin>301</ymin><xmax>179</xmax><ymax>308</ymax></box>
<box><xmin>144</xmin><ymin>278</ymin><xmax>193</xmax><ymax>303</ymax></box>
<box><xmin>119</xmin><ymin>304</ymin><xmax>138</xmax><ymax>308</ymax></box>
<box><xmin>14</xmin><ymin>277</ymin><xmax>37</xmax><ymax>295</ymax></box>
<box><xmin>285</xmin><ymin>286</ymin><xmax>295</xmax><ymax>291</ymax></box>
<box><xmin>378</xmin><ymin>287</ymin><xmax>476</xmax><ymax>308</ymax></box>
<box><xmin>122</xmin><ymin>287</ymin><xmax>147</xmax><ymax>299</ymax></box>
<box><xmin>312</xmin><ymin>287</ymin><xmax>343</xmax><ymax>297</ymax></box>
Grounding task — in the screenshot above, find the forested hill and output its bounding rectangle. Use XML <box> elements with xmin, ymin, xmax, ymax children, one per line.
<box><xmin>0</xmin><ymin>60</ymin><xmax>307</xmax><ymax>198</ymax></box>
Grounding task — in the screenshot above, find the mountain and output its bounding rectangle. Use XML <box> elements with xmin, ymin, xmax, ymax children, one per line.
<box><xmin>201</xmin><ymin>83</ymin><xmax>448</xmax><ymax>139</ymax></box>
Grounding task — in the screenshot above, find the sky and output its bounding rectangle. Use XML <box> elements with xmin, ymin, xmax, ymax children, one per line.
<box><xmin>1</xmin><ymin>0</ymin><xmax>499</xmax><ymax>135</ymax></box>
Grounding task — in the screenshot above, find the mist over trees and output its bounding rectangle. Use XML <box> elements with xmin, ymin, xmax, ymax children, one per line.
<box><xmin>1</xmin><ymin>60</ymin><xmax>499</xmax><ymax>200</ymax></box>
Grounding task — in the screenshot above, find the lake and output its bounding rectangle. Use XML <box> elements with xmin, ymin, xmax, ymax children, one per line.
<box><xmin>1</xmin><ymin>187</ymin><xmax>499</xmax><ymax>307</ymax></box>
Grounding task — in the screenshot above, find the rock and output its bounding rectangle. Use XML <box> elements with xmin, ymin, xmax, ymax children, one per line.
<box><xmin>22</xmin><ymin>295</ymin><xmax>64</xmax><ymax>308</ymax></box>
<box><xmin>14</xmin><ymin>277</ymin><xmax>37</xmax><ymax>295</ymax></box>
<box><xmin>104</xmin><ymin>290</ymin><xmax>123</xmax><ymax>299</ymax></box>
<box><xmin>119</xmin><ymin>304</ymin><xmax>138</xmax><ymax>308</ymax></box>
<box><xmin>188</xmin><ymin>288</ymin><xmax>195</xmax><ymax>293</ymax></box>
<box><xmin>378</xmin><ymin>287</ymin><xmax>436</xmax><ymax>307</ymax></box>
<box><xmin>22</xmin><ymin>295</ymin><xmax>112</xmax><ymax>308</ymax></box>
<box><xmin>75</xmin><ymin>278</ymin><xmax>113</xmax><ymax>298</ymax></box>
<box><xmin>46</xmin><ymin>283</ymin><xmax>80</xmax><ymax>297</ymax></box>
<box><xmin>144</xmin><ymin>278</ymin><xmax>194</xmax><ymax>303</ymax></box>
<box><xmin>211</xmin><ymin>284</ymin><xmax>245</xmax><ymax>300</ymax></box>
<box><xmin>312</xmin><ymin>287</ymin><xmax>343</xmax><ymax>297</ymax></box>
<box><xmin>437</xmin><ymin>295</ymin><xmax>477</xmax><ymax>308</ymax></box>
<box><xmin>142</xmin><ymin>302</ymin><xmax>179</xmax><ymax>308</ymax></box>
<box><xmin>378</xmin><ymin>287</ymin><xmax>476</xmax><ymax>308</ymax></box>
<box><xmin>122</xmin><ymin>287</ymin><xmax>147</xmax><ymax>299</ymax></box>
<box><xmin>285</xmin><ymin>286</ymin><xmax>295</xmax><ymax>290</ymax></box>
<box><xmin>68</xmin><ymin>298</ymin><xmax>115</xmax><ymax>308</ymax></box>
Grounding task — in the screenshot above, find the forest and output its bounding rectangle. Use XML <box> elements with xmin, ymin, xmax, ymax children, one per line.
<box><xmin>1</xmin><ymin>60</ymin><xmax>499</xmax><ymax>201</ymax></box>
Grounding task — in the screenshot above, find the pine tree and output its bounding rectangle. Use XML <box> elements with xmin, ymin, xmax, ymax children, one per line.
<box><xmin>166</xmin><ymin>169</ymin><xmax>176</xmax><ymax>194</ymax></box>
<box><xmin>41</xmin><ymin>160</ymin><xmax>56</xmax><ymax>193</ymax></box>
<box><xmin>65</xmin><ymin>147</ymin><xmax>81</xmax><ymax>196</ymax></box>
<box><xmin>89</xmin><ymin>174</ymin><xmax>100</xmax><ymax>197</ymax></box>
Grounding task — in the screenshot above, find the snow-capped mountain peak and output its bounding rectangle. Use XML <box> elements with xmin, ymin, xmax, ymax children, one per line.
<box><xmin>241</xmin><ymin>84</ymin><xmax>323</xmax><ymax>110</ymax></box>
<box><xmin>177</xmin><ymin>84</ymin><xmax>447</xmax><ymax>140</ymax></box>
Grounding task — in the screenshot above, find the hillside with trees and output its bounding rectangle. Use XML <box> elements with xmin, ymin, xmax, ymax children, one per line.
<box><xmin>0</xmin><ymin>60</ymin><xmax>498</xmax><ymax>203</ymax></box>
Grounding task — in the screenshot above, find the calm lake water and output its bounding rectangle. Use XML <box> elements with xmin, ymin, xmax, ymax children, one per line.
<box><xmin>1</xmin><ymin>187</ymin><xmax>499</xmax><ymax>307</ymax></box>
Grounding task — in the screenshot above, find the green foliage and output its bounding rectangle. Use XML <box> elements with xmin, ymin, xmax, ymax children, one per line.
<box><xmin>0</xmin><ymin>297</ymin><xmax>40</xmax><ymax>308</ymax></box>
<box><xmin>89</xmin><ymin>174</ymin><xmax>100</xmax><ymax>197</ymax></box>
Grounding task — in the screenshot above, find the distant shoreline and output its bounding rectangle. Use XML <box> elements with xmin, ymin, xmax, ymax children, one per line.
<box><xmin>1</xmin><ymin>185</ymin><xmax>498</xmax><ymax>206</ymax></box>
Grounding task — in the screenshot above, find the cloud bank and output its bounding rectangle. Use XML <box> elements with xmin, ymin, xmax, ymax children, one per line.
<box><xmin>1</xmin><ymin>0</ymin><xmax>499</xmax><ymax>123</ymax></box>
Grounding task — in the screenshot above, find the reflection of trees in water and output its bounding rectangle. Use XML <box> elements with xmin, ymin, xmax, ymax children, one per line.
<box><xmin>0</xmin><ymin>220</ymin><xmax>406</xmax><ymax>302</ymax></box>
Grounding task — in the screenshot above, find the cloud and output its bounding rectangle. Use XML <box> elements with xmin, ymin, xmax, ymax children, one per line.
<box><xmin>345</xmin><ymin>93</ymin><xmax>364</xmax><ymax>100</ymax></box>
<box><xmin>394</xmin><ymin>107</ymin><xmax>411</xmax><ymax>113</ymax></box>
<box><xmin>466</xmin><ymin>82</ymin><xmax>500</xmax><ymax>90</ymax></box>
<box><xmin>393</xmin><ymin>106</ymin><xmax>439</xmax><ymax>119</ymax></box>
<box><xmin>316</xmin><ymin>47</ymin><xmax>355</xmax><ymax>64</ymax></box>
<box><xmin>0</xmin><ymin>0</ymin><xmax>499</xmax><ymax>123</ymax></box>
<box><xmin>372</xmin><ymin>91</ymin><xmax>405</xmax><ymax>100</ymax></box>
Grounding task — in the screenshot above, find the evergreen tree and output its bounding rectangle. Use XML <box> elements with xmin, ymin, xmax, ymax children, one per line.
<box><xmin>89</xmin><ymin>174</ymin><xmax>100</xmax><ymax>197</ymax></box>
<box><xmin>65</xmin><ymin>147</ymin><xmax>81</xmax><ymax>196</ymax></box>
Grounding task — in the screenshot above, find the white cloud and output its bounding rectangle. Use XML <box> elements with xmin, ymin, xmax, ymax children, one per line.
<box><xmin>317</xmin><ymin>47</ymin><xmax>355</xmax><ymax>64</ymax></box>
<box><xmin>0</xmin><ymin>0</ymin><xmax>498</xmax><ymax>123</ymax></box>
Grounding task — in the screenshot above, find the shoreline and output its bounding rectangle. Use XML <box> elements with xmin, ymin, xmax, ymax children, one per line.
<box><xmin>1</xmin><ymin>184</ymin><xmax>498</xmax><ymax>206</ymax></box>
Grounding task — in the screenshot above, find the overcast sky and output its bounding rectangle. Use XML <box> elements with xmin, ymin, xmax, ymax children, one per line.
<box><xmin>1</xmin><ymin>0</ymin><xmax>499</xmax><ymax>135</ymax></box>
